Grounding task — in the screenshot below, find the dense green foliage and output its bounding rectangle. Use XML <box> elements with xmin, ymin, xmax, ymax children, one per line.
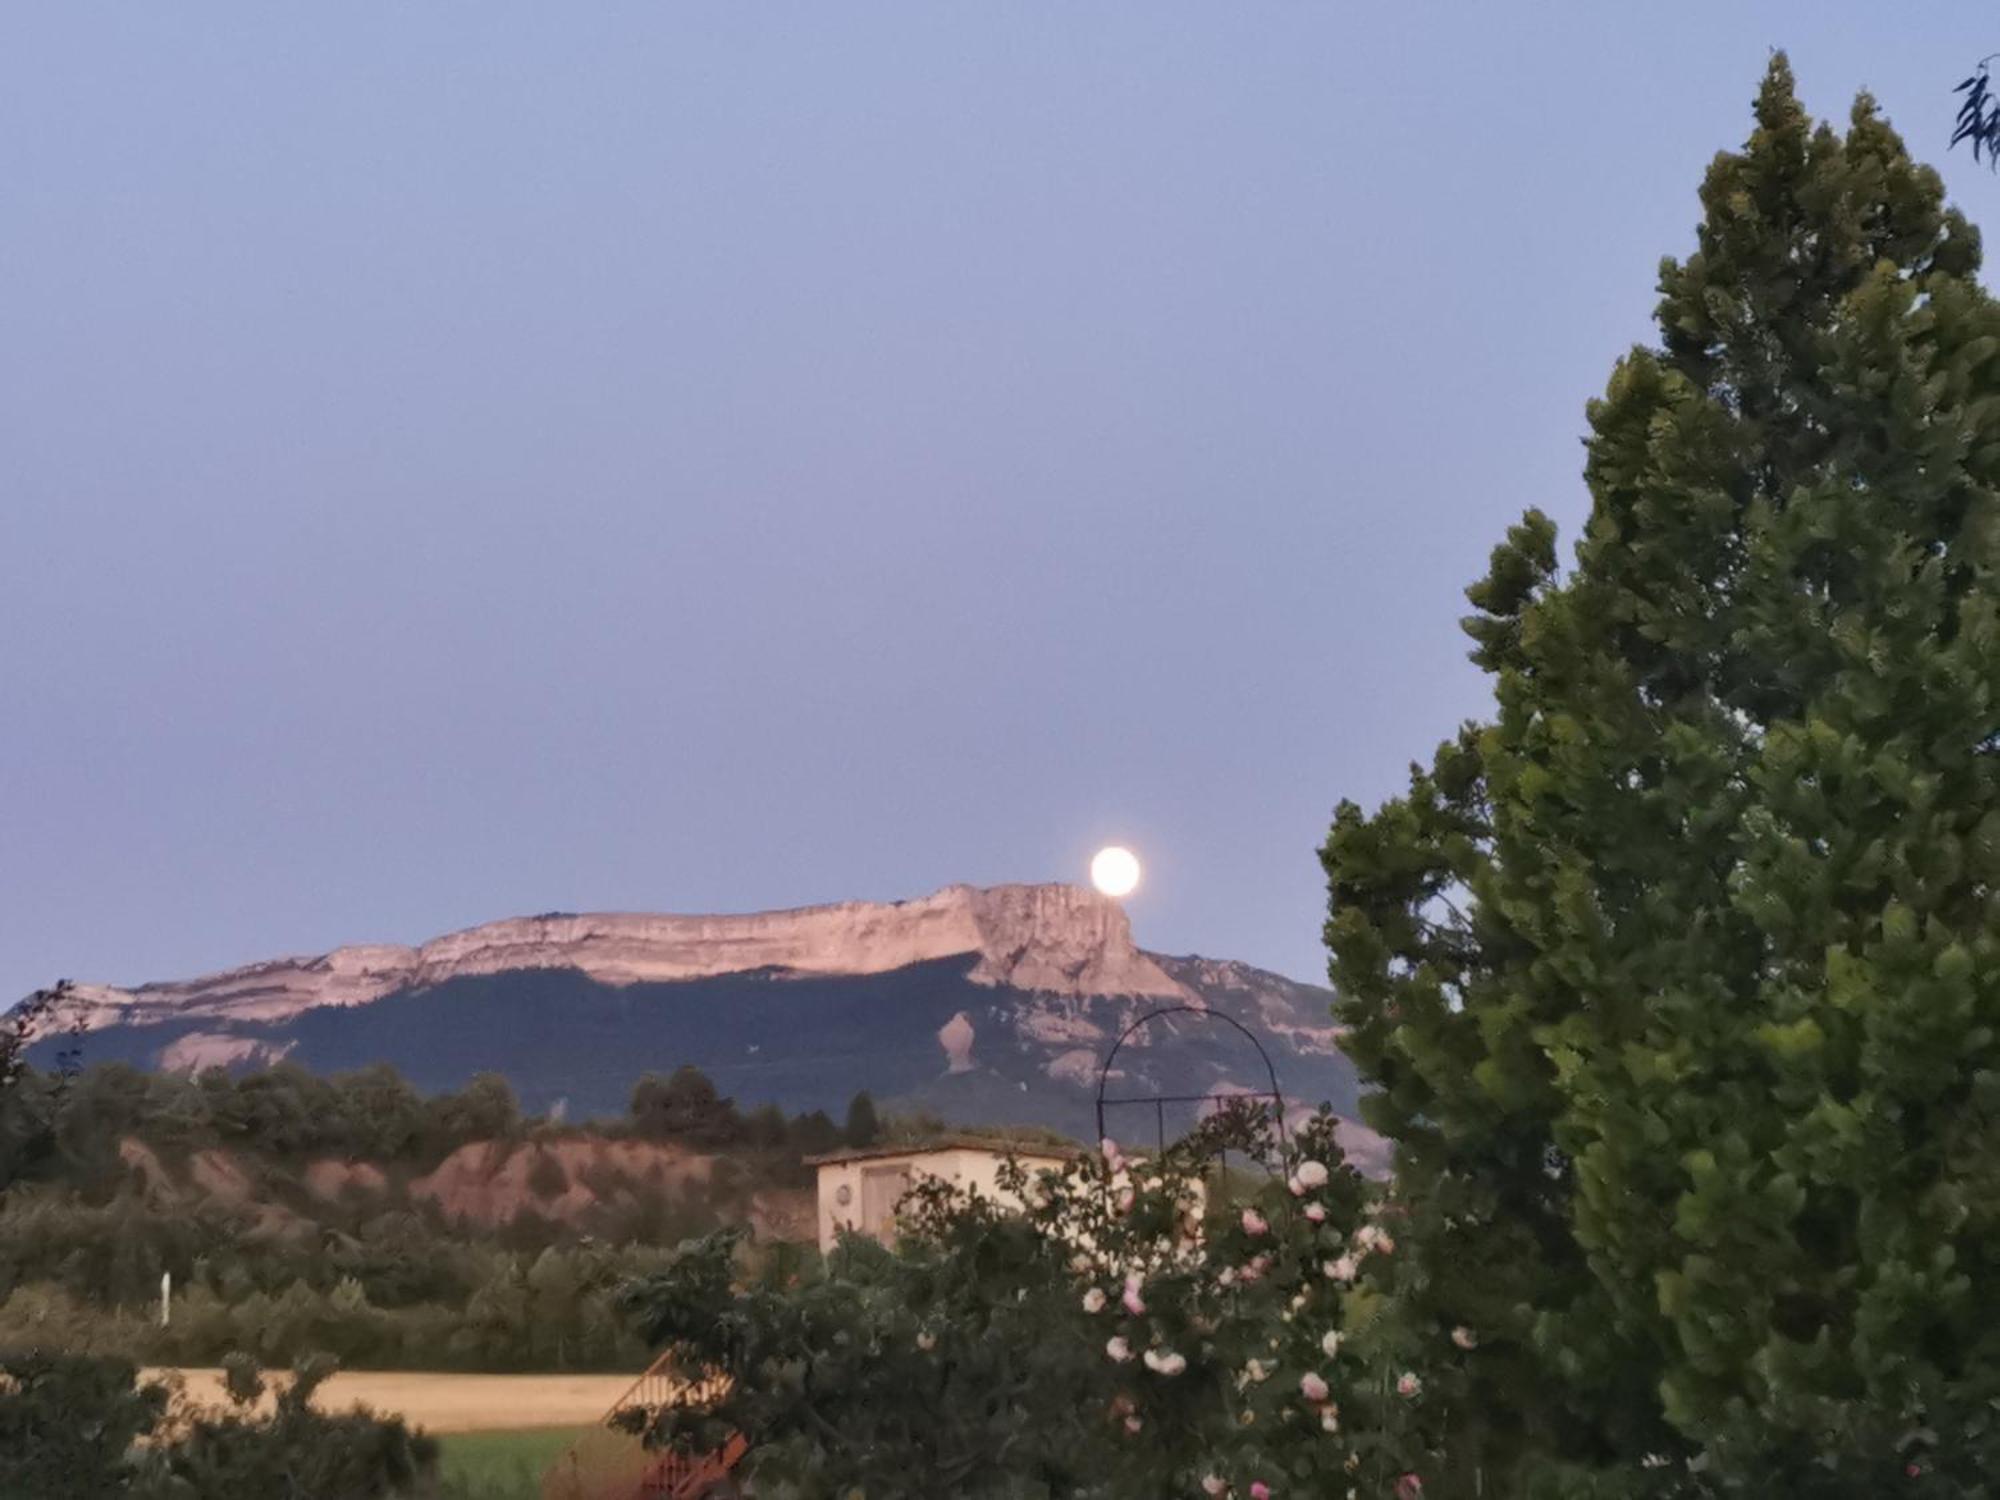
<box><xmin>0</xmin><ymin>1349</ymin><xmax>169</xmax><ymax>1498</ymax></box>
<box><xmin>618</xmin><ymin>1110</ymin><xmax>1430</xmax><ymax>1499</ymax></box>
<box><xmin>1322</xmin><ymin>56</ymin><xmax>2000</xmax><ymax>1495</ymax></box>
<box><xmin>0</xmin><ymin>1352</ymin><xmax>437</xmax><ymax>1500</ymax></box>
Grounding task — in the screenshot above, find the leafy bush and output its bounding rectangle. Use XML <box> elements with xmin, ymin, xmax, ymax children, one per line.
<box><xmin>0</xmin><ymin>1351</ymin><xmax>437</xmax><ymax>1500</ymax></box>
<box><xmin>146</xmin><ymin>1353</ymin><xmax>439</xmax><ymax>1500</ymax></box>
<box><xmin>0</xmin><ymin>1352</ymin><xmax>167</xmax><ymax>1499</ymax></box>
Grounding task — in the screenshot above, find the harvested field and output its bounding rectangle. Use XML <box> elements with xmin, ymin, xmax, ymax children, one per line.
<box><xmin>150</xmin><ymin>1368</ymin><xmax>637</xmax><ymax>1434</ymax></box>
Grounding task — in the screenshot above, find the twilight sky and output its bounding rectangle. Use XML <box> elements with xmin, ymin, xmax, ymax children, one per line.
<box><xmin>3</xmin><ymin>5</ymin><xmax>1993</xmax><ymax>1001</ymax></box>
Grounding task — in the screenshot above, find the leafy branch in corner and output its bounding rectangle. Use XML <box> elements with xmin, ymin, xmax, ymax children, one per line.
<box><xmin>1953</xmin><ymin>58</ymin><xmax>2000</xmax><ymax>166</ymax></box>
<box><xmin>0</xmin><ymin>979</ymin><xmax>85</xmax><ymax>1196</ymax></box>
<box><xmin>1</xmin><ymin>979</ymin><xmax>81</xmax><ymax>1092</ymax></box>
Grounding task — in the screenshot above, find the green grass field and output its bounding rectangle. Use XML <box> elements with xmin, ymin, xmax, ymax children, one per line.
<box><xmin>437</xmin><ymin>1427</ymin><xmax>583</xmax><ymax>1499</ymax></box>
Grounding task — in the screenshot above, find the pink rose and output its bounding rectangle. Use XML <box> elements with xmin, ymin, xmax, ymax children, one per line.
<box><xmin>1241</xmin><ymin>1208</ymin><xmax>1269</xmax><ymax>1236</ymax></box>
<box><xmin>1299</xmin><ymin>1371</ymin><xmax>1329</xmax><ymax>1403</ymax></box>
<box><xmin>1249</xmin><ymin>1483</ymin><xmax>1272</xmax><ymax>1500</ymax></box>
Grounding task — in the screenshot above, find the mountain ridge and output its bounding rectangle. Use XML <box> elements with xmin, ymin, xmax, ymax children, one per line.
<box><xmin>63</xmin><ymin>882</ymin><xmax>1194</xmax><ymax>1032</ymax></box>
<box><xmin>33</xmin><ymin>883</ymin><xmax>1376</xmax><ymax>1168</ymax></box>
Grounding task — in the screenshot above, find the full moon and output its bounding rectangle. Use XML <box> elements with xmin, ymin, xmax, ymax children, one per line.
<box><xmin>1090</xmin><ymin>845</ymin><xmax>1142</xmax><ymax>898</ymax></box>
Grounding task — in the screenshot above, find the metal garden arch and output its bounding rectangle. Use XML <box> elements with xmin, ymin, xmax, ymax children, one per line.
<box><xmin>1092</xmin><ymin>1004</ymin><xmax>1288</xmax><ymax>1159</ymax></box>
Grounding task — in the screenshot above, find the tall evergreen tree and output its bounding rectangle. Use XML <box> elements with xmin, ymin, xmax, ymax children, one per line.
<box><xmin>844</xmin><ymin>1091</ymin><xmax>881</xmax><ymax>1149</ymax></box>
<box><xmin>1324</xmin><ymin>56</ymin><xmax>2000</xmax><ymax>1493</ymax></box>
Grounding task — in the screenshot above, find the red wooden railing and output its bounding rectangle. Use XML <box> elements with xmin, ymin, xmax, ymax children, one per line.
<box><xmin>633</xmin><ymin>1431</ymin><xmax>750</xmax><ymax>1497</ymax></box>
<box><xmin>541</xmin><ymin>1353</ymin><xmax>746</xmax><ymax>1500</ymax></box>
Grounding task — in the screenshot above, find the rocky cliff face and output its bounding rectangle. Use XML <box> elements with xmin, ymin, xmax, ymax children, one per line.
<box><xmin>1148</xmin><ymin>954</ymin><xmax>1344</xmax><ymax>1058</ymax></box>
<box><xmin>69</xmin><ymin>883</ymin><xmax>1191</xmax><ymax>1031</ymax></box>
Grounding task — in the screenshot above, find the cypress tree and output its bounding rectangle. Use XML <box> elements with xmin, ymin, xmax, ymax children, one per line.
<box><xmin>844</xmin><ymin>1091</ymin><xmax>881</xmax><ymax>1149</ymax></box>
<box><xmin>1324</xmin><ymin>56</ymin><xmax>2000</xmax><ymax>1492</ymax></box>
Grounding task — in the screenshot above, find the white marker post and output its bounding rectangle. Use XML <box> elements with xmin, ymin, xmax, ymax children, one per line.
<box><xmin>160</xmin><ymin>1271</ymin><xmax>171</xmax><ymax>1329</ymax></box>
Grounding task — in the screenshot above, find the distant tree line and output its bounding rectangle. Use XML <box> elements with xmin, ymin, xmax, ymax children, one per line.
<box><xmin>0</xmin><ymin>1046</ymin><xmax>940</xmax><ymax>1374</ymax></box>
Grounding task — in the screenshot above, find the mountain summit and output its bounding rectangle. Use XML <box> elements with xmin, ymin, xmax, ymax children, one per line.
<box><xmin>46</xmin><ymin>883</ymin><xmax>1369</xmax><ymax>1160</ymax></box>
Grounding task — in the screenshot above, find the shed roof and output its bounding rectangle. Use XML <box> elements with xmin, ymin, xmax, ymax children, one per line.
<box><xmin>804</xmin><ymin>1135</ymin><xmax>1084</xmax><ymax>1167</ymax></box>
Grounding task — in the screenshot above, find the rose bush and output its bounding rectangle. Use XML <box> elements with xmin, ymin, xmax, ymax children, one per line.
<box><xmin>619</xmin><ymin>1106</ymin><xmax>1504</xmax><ymax>1498</ymax></box>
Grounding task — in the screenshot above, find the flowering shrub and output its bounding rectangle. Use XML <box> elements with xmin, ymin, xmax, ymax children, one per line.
<box><xmin>617</xmin><ymin>1106</ymin><xmax>1523</xmax><ymax>1497</ymax></box>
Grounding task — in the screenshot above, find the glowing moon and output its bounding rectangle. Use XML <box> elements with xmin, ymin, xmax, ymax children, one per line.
<box><xmin>1090</xmin><ymin>845</ymin><xmax>1141</xmax><ymax>898</ymax></box>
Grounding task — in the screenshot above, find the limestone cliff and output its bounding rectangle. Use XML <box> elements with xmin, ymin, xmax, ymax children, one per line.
<box><xmin>68</xmin><ymin>883</ymin><xmax>1192</xmax><ymax>1031</ymax></box>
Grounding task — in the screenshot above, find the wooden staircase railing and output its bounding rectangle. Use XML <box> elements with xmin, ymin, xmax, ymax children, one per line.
<box><xmin>633</xmin><ymin>1431</ymin><xmax>750</xmax><ymax>1498</ymax></box>
<box><xmin>541</xmin><ymin>1352</ymin><xmax>747</xmax><ymax>1500</ymax></box>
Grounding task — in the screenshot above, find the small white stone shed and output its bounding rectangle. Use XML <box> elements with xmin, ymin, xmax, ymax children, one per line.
<box><xmin>806</xmin><ymin>1136</ymin><xmax>1080</xmax><ymax>1252</ymax></box>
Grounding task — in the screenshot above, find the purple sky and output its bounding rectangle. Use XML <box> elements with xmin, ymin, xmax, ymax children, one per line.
<box><xmin>3</xmin><ymin>5</ymin><xmax>1992</xmax><ymax>1001</ymax></box>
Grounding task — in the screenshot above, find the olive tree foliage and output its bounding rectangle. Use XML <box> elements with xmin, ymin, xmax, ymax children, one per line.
<box><xmin>1325</xmin><ymin>56</ymin><xmax>2000</xmax><ymax>1495</ymax></box>
<box><xmin>614</xmin><ymin>1109</ymin><xmax>1484</xmax><ymax>1500</ymax></box>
